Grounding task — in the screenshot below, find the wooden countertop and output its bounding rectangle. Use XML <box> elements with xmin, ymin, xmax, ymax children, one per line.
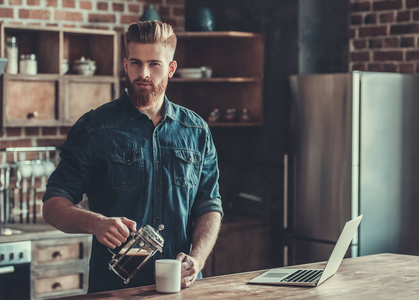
<box><xmin>0</xmin><ymin>222</ymin><xmax>89</xmax><ymax>243</ymax></box>
<box><xmin>56</xmin><ymin>253</ymin><xmax>419</xmax><ymax>299</ymax></box>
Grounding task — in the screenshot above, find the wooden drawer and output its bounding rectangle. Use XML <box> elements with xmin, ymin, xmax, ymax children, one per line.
<box><xmin>35</xmin><ymin>273</ymin><xmax>82</xmax><ymax>295</ymax></box>
<box><xmin>32</xmin><ymin>236</ymin><xmax>90</xmax><ymax>266</ymax></box>
<box><xmin>32</xmin><ymin>266</ymin><xmax>88</xmax><ymax>299</ymax></box>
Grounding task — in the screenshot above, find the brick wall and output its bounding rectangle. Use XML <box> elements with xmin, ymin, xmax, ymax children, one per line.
<box><xmin>0</xmin><ymin>0</ymin><xmax>185</xmax><ymax>150</ymax></box>
<box><xmin>350</xmin><ymin>0</ymin><xmax>419</xmax><ymax>73</ymax></box>
<box><xmin>0</xmin><ymin>0</ymin><xmax>185</xmax><ymax>222</ymax></box>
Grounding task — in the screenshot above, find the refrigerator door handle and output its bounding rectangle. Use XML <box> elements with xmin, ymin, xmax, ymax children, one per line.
<box><xmin>283</xmin><ymin>154</ymin><xmax>288</xmax><ymax>230</ymax></box>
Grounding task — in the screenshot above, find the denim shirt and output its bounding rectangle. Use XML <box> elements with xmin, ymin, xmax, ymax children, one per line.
<box><xmin>43</xmin><ymin>90</ymin><xmax>223</xmax><ymax>292</ymax></box>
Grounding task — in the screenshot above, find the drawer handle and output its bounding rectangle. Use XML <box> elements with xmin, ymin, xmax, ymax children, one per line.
<box><xmin>27</xmin><ymin>111</ymin><xmax>38</xmax><ymax>119</ymax></box>
<box><xmin>52</xmin><ymin>282</ymin><xmax>62</xmax><ymax>289</ymax></box>
<box><xmin>52</xmin><ymin>251</ymin><xmax>62</xmax><ymax>258</ymax></box>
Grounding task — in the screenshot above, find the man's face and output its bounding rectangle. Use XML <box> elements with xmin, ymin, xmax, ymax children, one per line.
<box><xmin>124</xmin><ymin>42</ymin><xmax>177</xmax><ymax>108</ymax></box>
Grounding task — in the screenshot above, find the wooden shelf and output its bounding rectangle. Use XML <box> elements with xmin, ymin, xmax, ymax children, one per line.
<box><xmin>1</xmin><ymin>24</ymin><xmax>120</xmax><ymax>127</ymax></box>
<box><xmin>166</xmin><ymin>31</ymin><xmax>265</xmax><ymax>127</ymax></box>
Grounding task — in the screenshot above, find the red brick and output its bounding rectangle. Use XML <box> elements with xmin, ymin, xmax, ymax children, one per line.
<box><xmin>9</xmin><ymin>0</ymin><xmax>22</xmax><ymax>4</ymax></box>
<box><xmin>0</xmin><ymin>8</ymin><xmax>13</xmax><ymax>18</ymax></box>
<box><xmin>379</xmin><ymin>12</ymin><xmax>394</xmax><ymax>23</ymax></box>
<box><xmin>41</xmin><ymin>127</ymin><xmax>57</xmax><ymax>136</ymax></box>
<box><xmin>373</xmin><ymin>0</ymin><xmax>402</xmax><ymax>11</ymax></box>
<box><xmin>2</xmin><ymin>139</ymin><xmax>32</xmax><ymax>148</ymax></box>
<box><xmin>46</xmin><ymin>0</ymin><xmax>57</xmax><ymax>7</ymax></box>
<box><xmin>27</xmin><ymin>0</ymin><xmax>40</xmax><ymax>5</ymax></box>
<box><xmin>369</xmin><ymin>38</ymin><xmax>383</xmax><ymax>48</ymax></box>
<box><xmin>80</xmin><ymin>1</ymin><xmax>92</xmax><ymax>10</ymax></box>
<box><xmin>359</xmin><ymin>26</ymin><xmax>387</xmax><ymax>37</ymax></box>
<box><xmin>383</xmin><ymin>63</ymin><xmax>397</xmax><ymax>72</ymax></box>
<box><xmin>129</xmin><ymin>4</ymin><xmax>140</xmax><ymax>13</ymax></box>
<box><xmin>54</xmin><ymin>11</ymin><xmax>83</xmax><ymax>21</ymax></box>
<box><xmin>25</xmin><ymin>127</ymin><xmax>40</xmax><ymax>136</ymax></box>
<box><xmin>159</xmin><ymin>6</ymin><xmax>170</xmax><ymax>16</ymax></box>
<box><xmin>400</xmin><ymin>63</ymin><xmax>415</xmax><ymax>73</ymax></box>
<box><xmin>88</xmin><ymin>13</ymin><xmax>116</xmax><ymax>23</ymax></box>
<box><xmin>350</xmin><ymin>1</ymin><xmax>371</xmax><ymax>12</ymax></box>
<box><xmin>62</xmin><ymin>0</ymin><xmax>75</xmax><ymax>8</ymax></box>
<box><xmin>353</xmin><ymin>39</ymin><xmax>367</xmax><ymax>49</ymax></box>
<box><xmin>97</xmin><ymin>2</ymin><xmax>108</xmax><ymax>11</ymax></box>
<box><xmin>390</xmin><ymin>23</ymin><xmax>419</xmax><ymax>34</ymax></box>
<box><xmin>121</xmin><ymin>14</ymin><xmax>140</xmax><ymax>24</ymax></box>
<box><xmin>19</xmin><ymin>9</ymin><xmax>50</xmax><ymax>19</ymax></box>
<box><xmin>401</xmin><ymin>37</ymin><xmax>415</xmax><ymax>47</ymax></box>
<box><xmin>397</xmin><ymin>11</ymin><xmax>410</xmax><ymax>22</ymax></box>
<box><xmin>113</xmin><ymin>3</ymin><xmax>124</xmax><ymax>12</ymax></box>
<box><xmin>350</xmin><ymin>51</ymin><xmax>370</xmax><ymax>61</ymax></box>
<box><xmin>406</xmin><ymin>0</ymin><xmax>419</xmax><ymax>8</ymax></box>
<box><xmin>368</xmin><ymin>63</ymin><xmax>383</xmax><ymax>71</ymax></box>
<box><xmin>384</xmin><ymin>37</ymin><xmax>399</xmax><ymax>47</ymax></box>
<box><xmin>5</xmin><ymin>128</ymin><xmax>22</xmax><ymax>137</ymax></box>
<box><xmin>413</xmin><ymin>10</ymin><xmax>419</xmax><ymax>20</ymax></box>
<box><xmin>365</xmin><ymin>13</ymin><xmax>377</xmax><ymax>24</ymax></box>
<box><xmin>406</xmin><ymin>50</ymin><xmax>419</xmax><ymax>60</ymax></box>
<box><xmin>373</xmin><ymin>50</ymin><xmax>403</xmax><ymax>61</ymax></box>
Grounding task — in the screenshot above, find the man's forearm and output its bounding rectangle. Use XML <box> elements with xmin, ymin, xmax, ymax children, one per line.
<box><xmin>42</xmin><ymin>196</ymin><xmax>103</xmax><ymax>235</ymax></box>
<box><xmin>189</xmin><ymin>211</ymin><xmax>222</xmax><ymax>271</ymax></box>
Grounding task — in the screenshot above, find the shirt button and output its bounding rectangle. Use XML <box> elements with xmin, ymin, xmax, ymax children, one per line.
<box><xmin>156</xmin><ymin>160</ymin><xmax>159</xmax><ymax>164</ymax></box>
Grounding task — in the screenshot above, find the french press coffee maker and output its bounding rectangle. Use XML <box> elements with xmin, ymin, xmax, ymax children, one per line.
<box><xmin>108</xmin><ymin>224</ymin><xmax>164</xmax><ymax>284</ymax></box>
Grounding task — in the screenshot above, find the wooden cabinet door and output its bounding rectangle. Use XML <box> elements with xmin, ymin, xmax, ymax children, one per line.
<box><xmin>2</xmin><ymin>75</ymin><xmax>59</xmax><ymax>126</ymax></box>
<box><xmin>63</xmin><ymin>77</ymin><xmax>118</xmax><ymax>125</ymax></box>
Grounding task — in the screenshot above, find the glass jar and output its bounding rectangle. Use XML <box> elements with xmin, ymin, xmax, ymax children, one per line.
<box><xmin>223</xmin><ymin>108</ymin><xmax>236</xmax><ymax>122</ymax></box>
<box><xmin>207</xmin><ymin>108</ymin><xmax>220</xmax><ymax>122</ymax></box>
<box><xmin>238</xmin><ymin>108</ymin><xmax>251</xmax><ymax>122</ymax></box>
<box><xmin>19</xmin><ymin>54</ymin><xmax>37</xmax><ymax>75</ymax></box>
<box><xmin>108</xmin><ymin>224</ymin><xmax>164</xmax><ymax>284</ymax></box>
<box><xmin>5</xmin><ymin>37</ymin><xmax>18</xmax><ymax>74</ymax></box>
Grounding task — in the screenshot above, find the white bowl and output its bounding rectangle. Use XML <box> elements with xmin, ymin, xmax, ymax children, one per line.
<box><xmin>176</xmin><ymin>68</ymin><xmax>203</xmax><ymax>79</ymax></box>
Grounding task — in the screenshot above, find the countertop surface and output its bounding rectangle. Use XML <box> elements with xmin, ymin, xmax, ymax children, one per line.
<box><xmin>56</xmin><ymin>253</ymin><xmax>419</xmax><ymax>300</ymax></box>
<box><xmin>0</xmin><ymin>222</ymin><xmax>89</xmax><ymax>243</ymax></box>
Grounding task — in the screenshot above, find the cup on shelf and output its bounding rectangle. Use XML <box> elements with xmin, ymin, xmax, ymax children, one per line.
<box><xmin>74</xmin><ymin>57</ymin><xmax>96</xmax><ymax>76</ymax></box>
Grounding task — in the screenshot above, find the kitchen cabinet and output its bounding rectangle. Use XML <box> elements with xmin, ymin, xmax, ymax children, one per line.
<box><xmin>120</xmin><ymin>31</ymin><xmax>265</xmax><ymax>127</ymax></box>
<box><xmin>0</xmin><ymin>24</ymin><xmax>119</xmax><ymax>127</ymax></box>
<box><xmin>202</xmin><ymin>217</ymin><xmax>275</xmax><ymax>277</ymax></box>
<box><xmin>30</xmin><ymin>234</ymin><xmax>91</xmax><ymax>300</ymax></box>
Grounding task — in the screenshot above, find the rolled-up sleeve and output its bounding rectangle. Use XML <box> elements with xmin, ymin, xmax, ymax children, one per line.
<box><xmin>43</xmin><ymin>117</ymin><xmax>94</xmax><ymax>205</ymax></box>
<box><xmin>191</xmin><ymin>126</ymin><xmax>223</xmax><ymax>219</ymax></box>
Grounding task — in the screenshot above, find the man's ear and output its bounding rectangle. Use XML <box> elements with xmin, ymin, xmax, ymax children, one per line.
<box><xmin>168</xmin><ymin>60</ymin><xmax>177</xmax><ymax>78</ymax></box>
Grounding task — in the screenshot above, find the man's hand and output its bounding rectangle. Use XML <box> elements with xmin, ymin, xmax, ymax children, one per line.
<box><xmin>42</xmin><ymin>196</ymin><xmax>137</xmax><ymax>249</ymax></box>
<box><xmin>92</xmin><ymin>216</ymin><xmax>137</xmax><ymax>249</ymax></box>
<box><xmin>176</xmin><ymin>252</ymin><xmax>202</xmax><ymax>288</ymax></box>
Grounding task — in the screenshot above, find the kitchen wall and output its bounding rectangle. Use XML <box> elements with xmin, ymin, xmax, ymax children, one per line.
<box><xmin>350</xmin><ymin>0</ymin><xmax>419</xmax><ymax>73</ymax></box>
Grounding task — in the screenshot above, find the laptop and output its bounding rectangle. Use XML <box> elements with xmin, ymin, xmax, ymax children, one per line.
<box><xmin>248</xmin><ymin>215</ymin><xmax>363</xmax><ymax>287</ymax></box>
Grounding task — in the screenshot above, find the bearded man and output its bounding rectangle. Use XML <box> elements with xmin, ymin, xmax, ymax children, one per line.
<box><xmin>42</xmin><ymin>21</ymin><xmax>223</xmax><ymax>293</ymax></box>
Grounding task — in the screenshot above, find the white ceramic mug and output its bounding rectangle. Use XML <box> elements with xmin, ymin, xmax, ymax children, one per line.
<box><xmin>155</xmin><ymin>259</ymin><xmax>181</xmax><ymax>293</ymax></box>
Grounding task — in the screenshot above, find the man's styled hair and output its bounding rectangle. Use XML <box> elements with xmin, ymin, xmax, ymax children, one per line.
<box><xmin>124</xmin><ymin>21</ymin><xmax>177</xmax><ymax>60</ymax></box>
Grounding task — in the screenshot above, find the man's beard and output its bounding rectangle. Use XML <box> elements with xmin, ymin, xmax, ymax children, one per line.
<box><xmin>126</xmin><ymin>75</ymin><xmax>168</xmax><ymax>108</ymax></box>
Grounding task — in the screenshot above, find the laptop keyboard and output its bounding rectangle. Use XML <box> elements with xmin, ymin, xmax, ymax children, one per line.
<box><xmin>280</xmin><ymin>270</ymin><xmax>323</xmax><ymax>283</ymax></box>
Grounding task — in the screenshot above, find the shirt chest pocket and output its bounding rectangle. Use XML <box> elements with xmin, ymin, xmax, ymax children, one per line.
<box><xmin>110</xmin><ymin>149</ymin><xmax>144</xmax><ymax>191</ymax></box>
<box><xmin>173</xmin><ymin>149</ymin><xmax>201</xmax><ymax>189</ymax></box>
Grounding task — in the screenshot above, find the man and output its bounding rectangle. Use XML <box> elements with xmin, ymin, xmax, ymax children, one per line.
<box><xmin>42</xmin><ymin>21</ymin><xmax>223</xmax><ymax>293</ymax></box>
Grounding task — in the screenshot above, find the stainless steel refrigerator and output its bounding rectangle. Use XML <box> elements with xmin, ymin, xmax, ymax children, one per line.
<box><xmin>287</xmin><ymin>71</ymin><xmax>419</xmax><ymax>265</ymax></box>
